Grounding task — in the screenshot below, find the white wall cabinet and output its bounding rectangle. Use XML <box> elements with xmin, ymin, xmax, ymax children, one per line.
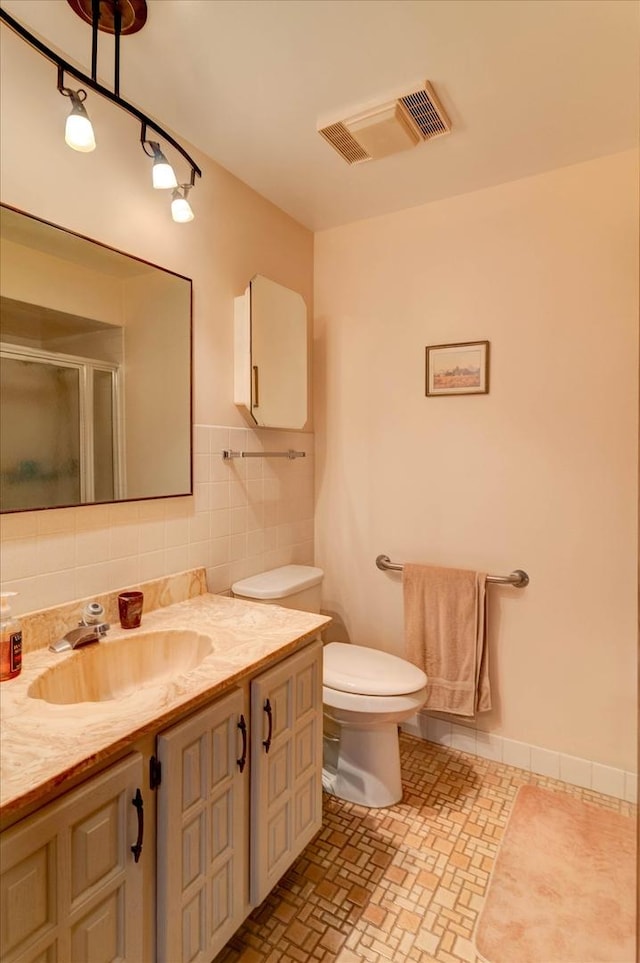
<box><xmin>0</xmin><ymin>753</ymin><xmax>144</xmax><ymax>963</ymax></box>
<box><xmin>234</xmin><ymin>274</ymin><xmax>308</xmax><ymax>429</ymax></box>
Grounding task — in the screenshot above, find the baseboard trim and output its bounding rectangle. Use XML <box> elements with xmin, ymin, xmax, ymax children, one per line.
<box><xmin>401</xmin><ymin>712</ymin><xmax>637</xmax><ymax>803</ymax></box>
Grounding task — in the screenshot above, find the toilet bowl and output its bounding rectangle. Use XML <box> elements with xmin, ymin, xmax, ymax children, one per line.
<box><xmin>231</xmin><ymin>565</ymin><xmax>427</xmax><ymax>808</ymax></box>
<box><xmin>322</xmin><ymin>642</ymin><xmax>427</xmax><ymax>807</ymax></box>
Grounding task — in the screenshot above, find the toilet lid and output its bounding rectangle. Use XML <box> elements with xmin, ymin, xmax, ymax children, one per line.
<box><xmin>323</xmin><ymin>642</ymin><xmax>427</xmax><ymax>696</ymax></box>
<box><xmin>231</xmin><ymin>565</ymin><xmax>323</xmax><ymax>600</ymax></box>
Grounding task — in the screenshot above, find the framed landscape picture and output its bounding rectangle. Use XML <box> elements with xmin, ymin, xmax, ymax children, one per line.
<box><xmin>426</xmin><ymin>340</ymin><xmax>490</xmax><ymax>396</ymax></box>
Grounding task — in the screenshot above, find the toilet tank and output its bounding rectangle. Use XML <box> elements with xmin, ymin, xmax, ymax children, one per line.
<box><xmin>231</xmin><ymin>565</ymin><xmax>323</xmax><ymax>613</ymax></box>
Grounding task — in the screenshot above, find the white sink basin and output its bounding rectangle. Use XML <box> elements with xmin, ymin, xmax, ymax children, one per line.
<box><xmin>28</xmin><ymin>630</ymin><xmax>214</xmax><ymax>705</ymax></box>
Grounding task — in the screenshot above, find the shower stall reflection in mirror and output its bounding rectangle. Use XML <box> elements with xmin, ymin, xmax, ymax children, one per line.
<box><xmin>0</xmin><ymin>343</ymin><xmax>123</xmax><ymax>511</ymax></box>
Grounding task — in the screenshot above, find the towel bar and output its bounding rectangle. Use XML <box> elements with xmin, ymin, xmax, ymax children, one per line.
<box><xmin>375</xmin><ymin>554</ymin><xmax>529</xmax><ymax>587</ymax></box>
<box><xmin>222</xmin><ymin>449</ymin><xmax>306</xmax><ymax>460</ymax></box>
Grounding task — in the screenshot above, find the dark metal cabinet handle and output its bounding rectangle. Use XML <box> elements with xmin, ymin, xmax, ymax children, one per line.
<box><xmin>131</xmin><ymin>788</ymin><xmax>144</xmax><ymax>863</ymax></box>
<box><xmin>262</xmin><ymin>698</ymin><xmax>273</xmax><ymax>753</ymax></box>
<box><xmin>237</xmin><ymin>714</ymin><xmax>248</xmax><ymax>772</ymax></box>
<box><xmin>252</xmin><ymin>365</ymin><xmax>260</xmax><ymax>407</ymax></box>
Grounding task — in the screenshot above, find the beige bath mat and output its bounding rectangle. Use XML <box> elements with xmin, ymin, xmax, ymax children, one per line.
<box><xmin>475</xmin><ymin>784</ymin><xmax>636</xmax><ymax>963</ymax></box>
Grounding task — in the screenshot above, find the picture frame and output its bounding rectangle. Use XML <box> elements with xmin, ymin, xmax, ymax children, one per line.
<box><xmin>425</xmin><ymin>340</ymin><xmax>490</xmax><ymax>396</ymax></box>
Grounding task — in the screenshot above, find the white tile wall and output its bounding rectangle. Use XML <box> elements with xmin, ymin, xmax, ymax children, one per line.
<box><xmin>0</xmin><ymin>424</ymin><xmax>315</xmax><ymax>616</ymax></box>
<box><xmin>402</xmin><ymin>711</ymin><xmax>637</xmax><ymax>803</ymax></box>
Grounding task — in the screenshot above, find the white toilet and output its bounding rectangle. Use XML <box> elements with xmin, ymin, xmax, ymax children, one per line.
<box><xmin>231</xmin><ymin>564</ymin><xmax>428</xmax><ymax>808</ymax></box>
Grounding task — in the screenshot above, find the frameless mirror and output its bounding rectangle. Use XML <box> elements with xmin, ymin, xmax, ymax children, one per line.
<box><xmin>0</xmin><ymin>205</ymin><xmax>192</xmax><ymax>513</ymax></box>
<box><xmin>234</xmin><ymin>275</ymin><xmax>307</xmax><ymax>429</ymax></box>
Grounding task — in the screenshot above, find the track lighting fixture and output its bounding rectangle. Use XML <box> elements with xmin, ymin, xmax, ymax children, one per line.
<box><xmin>1</xmin><ymin>3</ymin><xmax>202</xmax><ymax>223</ymax></box>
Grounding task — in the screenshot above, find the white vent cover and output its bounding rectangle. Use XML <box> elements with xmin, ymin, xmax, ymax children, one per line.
<box><xmin>319</xmin><ymin>81</ymin><xmax>451</xmax><ymax>165</ymax></box>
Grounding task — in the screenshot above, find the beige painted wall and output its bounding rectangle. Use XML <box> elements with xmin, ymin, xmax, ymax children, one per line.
<box><xmin>314</xmin><ymin>151</ymin><xmax>638</xmax><ymax>771</ymax></box>
<box><xmin>0</xmin><ymin>25</ymin><xmax>314</xmax><ymax>611</ymax></box>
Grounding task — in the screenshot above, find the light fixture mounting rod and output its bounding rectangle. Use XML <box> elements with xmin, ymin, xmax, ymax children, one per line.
<box><xmin>91</xmin><ymin>0</ymin><xmax>99</xmax><ymax>81</ymax></box>
<box><xmin>0</xmin><ymin>6</ymin><xmax>202</xmax><ymax>182</ymax></box>
<box><xmin>113</xmin><ymin>0</ymin><xmax>121</xmax><ymax>97</ymax></box>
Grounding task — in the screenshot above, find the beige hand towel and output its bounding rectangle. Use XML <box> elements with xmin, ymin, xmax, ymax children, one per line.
<box><xmin>403</xmin><ymin>563</ymin><xmax>490</xmax><ymax>716</ymax></box>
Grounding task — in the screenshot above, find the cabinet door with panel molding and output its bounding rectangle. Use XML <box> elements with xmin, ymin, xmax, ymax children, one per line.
<box><xmin>250</xmin><ymin>638</ymin><xmax>323</xmax><ymax>906</ymax></box>
<box><xmin>156</xmin><ymin>685</ymin><xmax>250</xmax><ymax>963</ymax></box>
<box><xmin>0</xmin><ymin>753</ymin><xmax>144</xmax><ymax>963</ymax></box>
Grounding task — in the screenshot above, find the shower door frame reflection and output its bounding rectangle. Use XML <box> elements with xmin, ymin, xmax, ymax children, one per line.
<box><xmin>0</xmin><ymin>342</ymin><xmax>123</xmax><ymax>511</ymax></box>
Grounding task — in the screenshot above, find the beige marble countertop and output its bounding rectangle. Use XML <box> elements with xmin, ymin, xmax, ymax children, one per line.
<box><xmin>0</xmin><ymin>593</ymin><xmax>330</xmax><ymax>822</ymax></box>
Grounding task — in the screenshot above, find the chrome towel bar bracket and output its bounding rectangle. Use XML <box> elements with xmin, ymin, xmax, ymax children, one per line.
<box><xmin>375</xmin><ymin>554</ymin><xmax>529</xmax><ymax>587</ymax></box>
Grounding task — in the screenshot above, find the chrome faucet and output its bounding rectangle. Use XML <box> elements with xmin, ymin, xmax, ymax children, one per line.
<box><xmin>49</xmin><ymin>602</ymin><xmax>110</xmax><ymax>652</ymax></box>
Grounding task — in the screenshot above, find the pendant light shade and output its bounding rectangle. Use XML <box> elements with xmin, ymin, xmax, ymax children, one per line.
<box><xmin>150</xmin><ymin>142</ymin><xmax>178</xmax><ymax>189</ymax></box>
<box><xmin>62</xmin><ymin>88</ymin><xmax>96</xmax><ymax>152</ymax></box>
<box><xmin>171</xmin><ymin>187</ymin><xmax>194</xmax><ymax>223</ymax></box>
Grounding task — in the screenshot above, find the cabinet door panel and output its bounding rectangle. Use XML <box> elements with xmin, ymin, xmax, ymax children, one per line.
<box><xmin>1</xmin><ymin>754</ymin><xmax>143</xmax><ymax>963</ymax></box>
<box><xmin>21</xmin><ymin>951</ymin><xmax>55</xmax><ymax>963</ymax></box>
<box><xmin>70</xmin><ymin>799</ymin><xmax>121</xmax><ymax>899</ymax></box>
<box><xmin>182</xmin><ymin>814</ymin><xmax>205</xmax><ymax>890</ymax></box>
<box><xmin>70</xmin><ymin>889</ymin><xmax>122</xmax><ymax>962</ymax></box>
<box><xmin>210</xmin><ymin>859</ymin><xmax>233</xmax><ymax>932</ymax></box>
<box><xmin>0</xmin><ymin>840</ymin><xmax>57</xmax><ymax>960</ymax></box>
<box><xmin>182</xmin><ymin>739</ymin><xmax>206</xmax><ymax>811</ymax></box>
<box><xmin>295</xmin><ymin>718</ymin><xmax>316</xmax><ymax>777</ymax></box>
<box><xmin>267</xmin><ymin>742</ymin><xmax>291</xmax><ymax>804</ymax></box>
<box><xmin>210</xmin><ymin>791</ymin><xmax>231</xmax><ymax>861</ymax></box>
<box><xmin>250</xmin><ymin>639</ymin><xmax>322</xmax><ymax>906</ymax></box>
<box><xmin>294</xmin><ymin>774</ymin><xmax>316</xmax><ymax>837</ymax></box>
<box><xmin>157</xmin><ymin>686</ymin><xmax>249</xmax><ymax>963</ymax></box>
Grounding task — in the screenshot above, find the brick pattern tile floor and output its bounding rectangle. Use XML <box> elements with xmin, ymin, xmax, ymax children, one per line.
<box><xmin>214</xmin><ymin>733</ymin><xmax>636</xmax><ymax>963</ymax></box>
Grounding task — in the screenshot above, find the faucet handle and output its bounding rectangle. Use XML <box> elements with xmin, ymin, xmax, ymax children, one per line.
<box><xmin>81</xmin><ymin>601</ymin><xmax>105</xmax><ymax>625</ymax></box>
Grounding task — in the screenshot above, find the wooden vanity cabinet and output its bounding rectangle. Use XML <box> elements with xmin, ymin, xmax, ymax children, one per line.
<box><xmin>0</xmin><ymin>753</ymin><xmax>144</xmax><ymax>963</ymax></box>
<box><xmin>0</xmin><ymin>637</ymin><xmax>324</xmax><ymax>963</ymax></box>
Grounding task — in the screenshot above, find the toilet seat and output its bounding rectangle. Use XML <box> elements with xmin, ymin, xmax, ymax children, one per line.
<box><xmin>323</xmin><ymin>684</ymin><xmax>427</xmax><ymax>715</ymax></box>
<box><xmin>323</xmin><ymin>642</ymin><xmax>427</xmax><ymax>696</ymax></box>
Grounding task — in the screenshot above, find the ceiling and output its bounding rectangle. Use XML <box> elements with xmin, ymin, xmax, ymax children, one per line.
<box><xmin>1</xmin><ymin>0</ymin><xmax>638</xmax><ymax>231</ymax></box>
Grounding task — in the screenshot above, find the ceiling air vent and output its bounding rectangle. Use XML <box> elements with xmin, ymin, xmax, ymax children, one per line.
<box><xmin>318</xmin><ymin>122</ymin><xmax>371</xmax><ymax>165</ymax></box>
<box><xmin>399</xmin><ymin>83</ymin><xmax>450</xmax><ymax>140</ymax></box>
<box><xmin>318</xmin><ymin>81</ymin><xmax>451</xmax><ymax>165</ymax></box>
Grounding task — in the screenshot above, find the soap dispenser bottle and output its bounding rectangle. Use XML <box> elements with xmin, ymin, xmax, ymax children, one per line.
<box><xmin>0</xmin><ymin>592</ymin><xmax>22</xmax><ymax>681</ymax></box>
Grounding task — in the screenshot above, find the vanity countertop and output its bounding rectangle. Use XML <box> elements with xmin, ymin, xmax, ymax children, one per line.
<box><xmin>0</xmin><ymin>593</ymin><xmax>330</xmax><ymax>822</ymax></box>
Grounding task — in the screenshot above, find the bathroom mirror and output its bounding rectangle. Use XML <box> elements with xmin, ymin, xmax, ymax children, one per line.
<box><xmin>234</xmin><ymin>275</ymin><xmax>307</xmax><ymax>429</ymax></box>
<box><xmin>0</xmin><ymin>204</ymin><xmax>192</xmax><ymax>513</ymax></box>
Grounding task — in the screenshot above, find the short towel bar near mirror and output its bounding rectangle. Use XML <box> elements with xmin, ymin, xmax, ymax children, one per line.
<box><xmin>222</xmin><ymin>449</ymin><xmax>306</xmax><ymax>460</ymax></box>
<box><xmin>375</xmin><ymin>554</ymin><xmax>529</xmax><ymax>587</ymax></box>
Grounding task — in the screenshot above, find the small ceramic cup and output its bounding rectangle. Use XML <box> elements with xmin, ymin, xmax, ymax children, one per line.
<box><xmin>118</xmin><ymin>591</ymin><xmax>144</xmax><ymax>630</ymax></box>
